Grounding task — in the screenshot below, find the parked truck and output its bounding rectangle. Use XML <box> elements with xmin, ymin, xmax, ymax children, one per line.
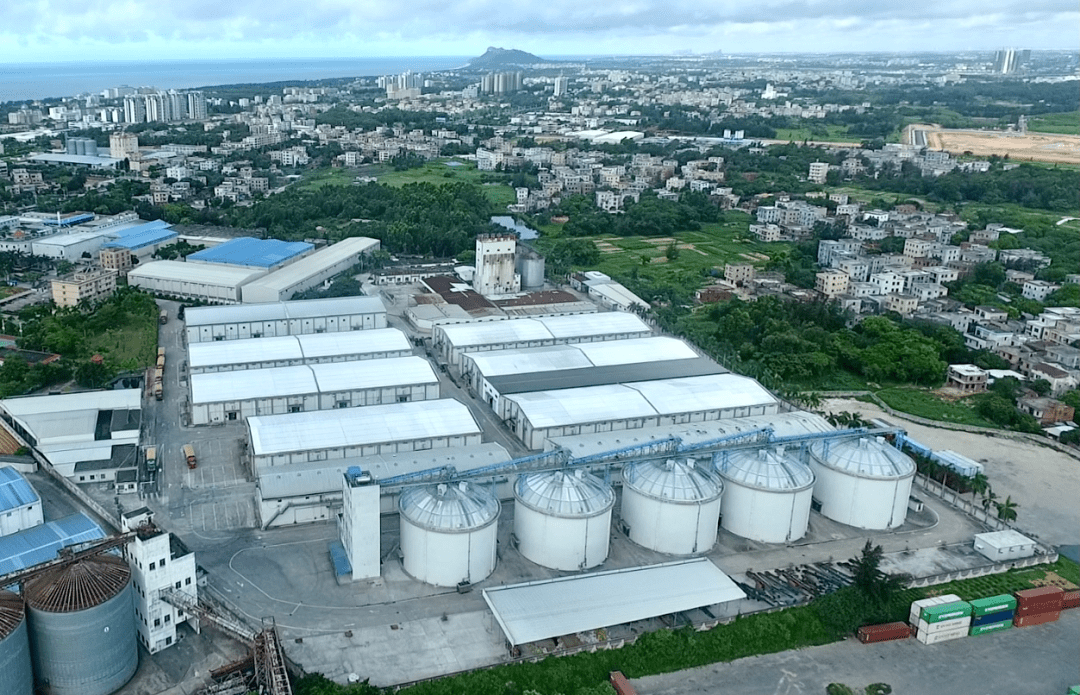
<box><xmin>145</xmin><ymin>446</ymin><xmax>157</xmax><ymax>474</ymax></box>
<box><xmin>159</xmin><ymin>309</ymin><xmax>168</xmax><ymax>325</ymax></box>
<box><xmin>183</xmin><ymin>444</ymin><xmax>197</xmax><ymax>469</ymax></box>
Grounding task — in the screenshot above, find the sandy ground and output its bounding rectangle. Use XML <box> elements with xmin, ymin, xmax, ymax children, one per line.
<box><xmin>926</xmin><ymin>129</ymin><xmax>1080</xmax><ymax>165</ymax></box>
<box><xmin>825</xmin><ymin>398</ymin><xmax>1079</xmax><ymax>545</ymax></box>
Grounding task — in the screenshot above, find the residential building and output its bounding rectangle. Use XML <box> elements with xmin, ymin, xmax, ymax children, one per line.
<box><xmin>815</xmin><ymin>270</ymin><xmax>850</xmax><ymax>298</ymax></box>
<box><xmin>1017</xmin><ymin>396</ymin><xmax>1074</xmax><ymax>426</ymax></box>
<box><xmin>946</xmin><ymin>364</ymin><xmax>988</xmax><ymax>393</ymax></box>
<box><xmin>724</xmin><ymin>263</ymin><xmax>756</xmax><ymax>286</ymax></box>
<box><xmin>99</xmin><ymin>247</ymin><xmax>134</xmax><ymax>275</ymax></box>
<box><xmin>50</xmin><ymin>268</ymin><xmax>117</xmax><ymax>307</ymax></box>
<box><xmin>884</xmin><ymin>293</ymin><xmax>918</xmax><ymax>316</ymax></box>
<box><xmin>808</xmin><ymin>161</ymin><xmax>829</xmax><ymax>184</ymax></box>
<box><xmin>1022</xmin><ymin>280</ymin><xmax>1060</xmax><ymax>302</ymax></box>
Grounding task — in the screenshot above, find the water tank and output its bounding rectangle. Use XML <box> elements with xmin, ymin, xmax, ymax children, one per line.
<box><xmin>25</xmin><ymin>554</ymin><xmax>138</xmax><ymax>695</ymax></box>
<box><xmin>75</xmin><ymin>139</ymin><xmax>87</xmax><ymax>156</ymax></box>
<box><xmin>84</xmin><ymin>140</ymin><xmax>99</xmax><ymax>157</ymax></box>
<box><xmin>0</xmin><ymin>591</ymin><xmax>33</xmax><ymax>695</ymax></box>
<box><xmin>621</xmin><ymin>458</ymin><xmax>723</xmax><ymax>555</ymax></box>
<box><xmin>65</xmin><ymin>139</ymin><xmax>78</xmax><ymax>155</ymax></box>
<box><xmin>517</xmin><ymin>255</ymin><xmax>545</xmax><ymax>289</ymax></box>
<box><xmin>715</xmin><ymin>447</ymin><xmax>815</xmax><ymax>543</ymax></box>
<box><xmin>399</xmin><ymin>481</ymin><xmax>500</xmax><ymax>587</ymax></box>
<box><xmin>809</xmin><ymin>437</ymin><xmax>916</xmax><ymax>530</ymax></box>
<box><xmin>514</xmin><ymin>469</ymin><xmax>614</xmax><ymax>571</ymax></box>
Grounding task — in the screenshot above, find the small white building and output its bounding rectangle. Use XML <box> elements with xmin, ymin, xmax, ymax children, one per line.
<box><xmin>0</xmin><ymin>466</ymin><xmax>43</xmax><ymax>536</ymax></box>
<box><xmin>973</xmin><ymin>530</ymin><xmax>1036</xmax><ymax>562</ymax></box>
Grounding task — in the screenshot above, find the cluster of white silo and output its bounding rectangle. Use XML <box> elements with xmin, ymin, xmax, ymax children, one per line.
<box><xmin>0</xmin><ymin>554</ymin><xmax>139</xmax><ymax>695</ymax></box>
<box><xmin>392</xmin><ymin>436</ymin><xmax>916</xmax><ymax>584</ymax></box>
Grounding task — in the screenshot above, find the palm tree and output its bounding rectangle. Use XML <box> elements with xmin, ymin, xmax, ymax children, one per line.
<box><xmin>969</xmin><ymin>472</ymin><xmax>990</xmax><ymax>505</ymax></box>
<box><xmin>994</xmin><ymin>496</ymin><xmax>1019</xmax><ymax>522</ymax></box>
<box><xmin>981</xmin><ymin>488</ymin><xmax>998</xmax><ymax>513</ymax></box>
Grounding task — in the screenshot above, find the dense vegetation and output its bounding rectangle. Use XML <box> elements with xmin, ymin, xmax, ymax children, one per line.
<box><xmin>551</xmin><ymin>191</ymin><xmax>723</xmax><ymax>237</ymax></box>
<box><xmin>315</xmin><ymin>106</ymin><xmax>449</xmax><ymax>131</ymax></box>
<box><xmin>222</xmin><ymin>181</ymin><xmax>499</xmax><ymax>257</ymax></box>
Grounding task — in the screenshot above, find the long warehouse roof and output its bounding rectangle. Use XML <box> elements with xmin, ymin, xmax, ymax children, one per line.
<box><xmin>0</xmin><ymin>513</ymin><xmax>105</xmax><ymax>575</ymax></box>
<box><xmin>128</xmin><ymin>260</ymin><xmax>267</xmax><ymax>285</ymax></box>
<box><xmin>483</xmin><ymin>558</ymin><xmax>745</xmax><ymax>646</ymax></box>
<box><xmin>440</xmin><ymin>312</ymin><xmax>651</xmax><ymax>348</ymax></box>
<box><xmin>188</xmin><ymin>328</ymin><xmax>412</xmax><ymax>369</ymax></box>
<box><xmin>247</xmin><ymin>399</ymin><xmax>481</xmax><ymax>456</ymax></box>
<box><xmin>190</xmin><ymin>356</ymin><xmax>437</xmax><ymax>404</ymax></box>
<box><xmin>465</xmin><ymin>336</ymin><xmax>699</xmax><ymax>378</ymax></box>
<box><xmin>241</xmin><ymin>237</ymin><xmax>380</xmax><ymax>292</ymax></box>
<box><xmin>506</xmin><ymin>374</ymin><xmax>776</xmax><ymax>429</ymax></box>
<box><xmin>0</xmin><ymin>467</ymin><xmax>38</xmax><ymax>513</ymax></box>
<box><xmin>486</xmin><ymin>358</ymin><xmax>725</xmax><ymax>395</ymax></box>
<box><xmin>185</xmin><ymin>295</ymin><xmax>385</xmax><ymax>326</ymax></box>
<box><xmin>188</xmin><ymin>237</ymin><xmax>314</xmax><ymax>268</ymax></box>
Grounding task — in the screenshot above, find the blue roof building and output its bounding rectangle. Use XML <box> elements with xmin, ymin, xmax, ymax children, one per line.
<box><xmin>102</xmin><ymin>219</ymin><xmax>178</xmax><ymax>252</ymax></box>
<box><xmin>0</xmin><ymin>466</ymin><xmax>43</xmax><ymax>537</ymax></box>
<box><xmin>188</xmin><ymin>237</ymin><xmax>314</xmax><ymax>269</ymax></box>
<box><xmin>0</xmin><ymin>512</ymin><xmax>105</xmax><ymax>575</ymax></box>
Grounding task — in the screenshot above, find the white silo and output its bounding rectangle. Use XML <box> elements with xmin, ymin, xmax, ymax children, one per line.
<box><xmin>399</xmin><ymin>481</ymin><xmax>500</xmax><ymax>587</ymax></box>
<box><xmin>0</xmin><ymin>590</ymin><xmax>33</xmax><ymax>695</ymax></box>
<box><xmin>621</xmin><ymin>458</ymin><xmax>723</xmax><ymax>555</ymax></box>
<box><xmin>808</xmin><ymin>437</ymin><xmax>916</xmax><ymax>530</ymax></box>
<box><xmin>513</xmin><ymin>469</ymin><xmax>614</xmax><ymax>571</ymax></box>
<box><xmin>715</xmin><ymin>447</ymin><xmax>815</xmax><ymax>544</ymax></box>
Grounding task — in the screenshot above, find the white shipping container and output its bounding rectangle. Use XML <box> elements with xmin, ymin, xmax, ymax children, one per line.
<box><xmin>909</xmin><ymin>594</ymin><xmax>962</xmax><ymax>624</ymax></box>
<box><xmin>916</xmin><ymin>616</ymin><xmax>972</xmax><ymax>635</ymax></box>
<box><xmin>917</xmin><ymin>626</ymin><xmax>969</xmax><ymax>645</ymax></box>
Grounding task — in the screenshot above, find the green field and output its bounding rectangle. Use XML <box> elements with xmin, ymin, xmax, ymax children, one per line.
<box><xmin>773</xmin><ymin>125</ymin><xmax>866</xmax><ymax>143</ymax></box>
<box><xmin>1028</xmin><ymin>111</ymin><xmax>1079</xmax><ymax>135</ymax></box>
<box><xmin>358</xmin><ymin>160</ymin><xmax>516</xmax><ymax>207</ymax></box>
<box><xmin>874</xmin><ymin>388</ymin><xmax>995</xmax><ymax>428</ymax></box>
<box><xmin>293</xmin><ymin>167</ymin><xmax>354</xmax><ymax>191</ymax></box>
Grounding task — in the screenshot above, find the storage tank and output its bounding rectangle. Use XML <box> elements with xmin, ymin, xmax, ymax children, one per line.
<box><xmin>25</xmin><ymin>554</ymin><xmax>138</xmax><ymax>695</ymax></box>
<box><xmin>621</xmin><ymin>458</ymin><xmax>723</xmax><ymax>555</ymax></box>
<box><xmin>808</xmin><ymin>436</ymin><xmax>916</xmax><ymax>530</ymax></box>
<box><xmin>399</xmin><ymin>481</ymin><xmax>500</xmax><ymax>587</ymax></box>
<box><xmin>0</xmin><ymin>590</ymin><xmax>33</xmax><ymax>695</ymax></box>
<box><xmin>715</xmin><ymin>447</ymin><xmax>815</xmax><ymax>543</ymax></box>
<box><xmin>84</xmin><ymin>140</ymin><xmax>99</xmax><ymax>157</ymax></box>
<box><xmin>514</xmin><ymin>469</ymin><xmax>614</xmax><ymax>571</ymax></box>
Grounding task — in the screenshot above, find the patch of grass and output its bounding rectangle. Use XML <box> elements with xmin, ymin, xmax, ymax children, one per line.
<box><xmin>1028</xmin><ymin>111</ymin><xmax>1079</xmax><ymax>135</ymax></box>
<box><xmin>773</xmin><ymin>125</ymin><xmax>866</xmax><ymax>143</ymax></box>
<box><xmin>921</xmin><ymin>557</ymin><xmax>1078</xmax><ymax>601</ymax></box>
<box><xmin>356</xmin><ymin>160</ymin><xmax>516</xmax><ymax>208</ymax></box>
<box><xmin>875</xmin><ymin>387</ymin><xmax>995</xmax><ymax>428</ymax></box>
<box><xmin>294</xmin><ymin>167</ymin><xmax>353</xmax><ymax>191</ymax></box>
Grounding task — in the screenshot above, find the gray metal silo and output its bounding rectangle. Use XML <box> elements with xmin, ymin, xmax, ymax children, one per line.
<box><xmin>0</xmin><ymin>590</ymin><xmax>33</xmax><ymax>695</ymax></box>
<box><xmin>25</xmin><ymin>554</ymin><xmax>138</xmax><ymax>695</ymax></box>
<box><xmin>65</xmin><ymin>139</ymin><xmax>78</xmax><ymax>155</ymax></box>
<box><xmin>84</xmin><ymin>139</ymin><xmax>99</xmax><ymax>157</ymax></box>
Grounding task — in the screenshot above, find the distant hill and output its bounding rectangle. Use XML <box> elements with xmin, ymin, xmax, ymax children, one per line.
<box><xmin>468</xmin><ymin>47</ymin><xmax>549</xmax><ymax>68</ymax></box>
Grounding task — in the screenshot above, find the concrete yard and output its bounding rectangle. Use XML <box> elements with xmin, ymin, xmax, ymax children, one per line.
<box><xmin>633</xmin><ymin>610</ymin><xmax>1080</xmax><ymax>695</ymax></box>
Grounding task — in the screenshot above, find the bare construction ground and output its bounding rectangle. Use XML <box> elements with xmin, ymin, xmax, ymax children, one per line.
<box><xmin>825</xmin><ymin>398</ymin><xmax>1080</xmax><ymax>546</ymax></box>
<box><xmin>925</xmin><ymin>128</ymin><xmax>1080</xmax><ymax>165</ymax></box>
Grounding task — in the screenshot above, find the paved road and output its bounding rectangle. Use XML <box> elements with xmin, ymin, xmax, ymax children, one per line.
<box><xmin>634</xmin><ymin>610</ymin><xmax>1079</xmax><ymax>695</ymax></box>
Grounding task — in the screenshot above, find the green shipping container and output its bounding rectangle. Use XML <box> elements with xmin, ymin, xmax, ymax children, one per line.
<box><xmin>921</xmin><ymin>601</ymin><xmax>973</xmax><ymax>624</ymax></box>
<box><xmin>970</xmin><ymin>621</ymin><xmax>1012</xmax><ymax>636</ymax></box>
<box><xmin>970</xmin><ymin>595</ymin><xmax>1017</xmax><ymax>617</ymax></box>
<box><xmin>1068</xmin><ymin>686</ymin><xmax>1079</xmax><ymax>695</ymax></box>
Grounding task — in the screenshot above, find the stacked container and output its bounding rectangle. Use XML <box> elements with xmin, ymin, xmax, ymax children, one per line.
<box><xmin>857</xmin><ymin>622</ymin><xmax>912</xmax><ymax>644</ymax></box>
<box><xmin>911</xmin><ymin>596</ymin><xmax>972</xmax><ymax>644</ymax></box>
<box><xmin>1062</xmin><ymin>590</ymin><xmax>1079</xmax><ymax>610</ymax></box>
<box><xmin>968</xmin><ymin>595</ymin><xmax>1016</xmax><ymax>636</ymax></box>
<box><xmin>1013</xmin><ymin>586</ymin><xmax>1064</xmax><ymax>628</ymax></box>
<box><xmin>909</xmin><ymin>594</ymin><xmax>961</xmax><ymax>626</ymax></box>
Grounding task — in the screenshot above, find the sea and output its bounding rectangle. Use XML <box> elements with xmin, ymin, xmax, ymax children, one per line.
<box><xmin>0</xmin><ymin>57</ymin><xmax>472</xmax><ymax>103</ymax></box>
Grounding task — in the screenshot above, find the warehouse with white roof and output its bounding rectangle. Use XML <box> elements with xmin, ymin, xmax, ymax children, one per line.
<box><xmin>185</xmin><ymin>296</ymin><xmax>387</xmax><ymax>343</ymax></box>
<box><xmin>504</xmin><ymin>374</ymin><xmax>779</xmax><ymax>449</ymax></box>
<box><xmin>434</xmin><ymin>312</ymin><xmax>652</xmax><ymax>368</ymax></box>
<box><xmin>188</xmin><ymin>328</ymin><xmax>412</xmax><ymax>373</ymax></box>
<box><xmin>189</xmin><ymin>356</ymin><xmax>439</xmax><ymax>425</ymax></box>
<box><xmin>128</xmin><ymin>260</ymin><xmax>267</xmax><ymax>303</ymax></box>
<box><xmin>240</xmin><ymin>236</ymin><xmax>381</xmax><ymax>303</ymax></box>
<box><xmin>247</xmin><ymin>399</ymin><xmax>483</xmax><ymax>467</ymax></box>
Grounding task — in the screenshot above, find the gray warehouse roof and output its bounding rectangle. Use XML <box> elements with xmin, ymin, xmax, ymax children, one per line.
<box><xmin>483</xmin><ymin>558</ymin><xmax>745</xmax><ymax>646</ymax></box>
<box><xmin>185</xmin><ymin>295</ymin><xmax>385</xmax><ymax>326</ymax></box>
<box><xmin>128</xmin><ymin>260</ymin><xmax>267</xmax><ymax>286</ymax></box>
<box><xmin>240</xmin><ymin>237</ymin><xmax>380</xmax><ymax>294</ymax></box>
<box><xmin>248</xmin><ymin>399</ymin><xmax>481</xmax><ymax>456</ymax></box>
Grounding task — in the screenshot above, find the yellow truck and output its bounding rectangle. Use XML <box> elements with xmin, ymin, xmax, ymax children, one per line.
<box><xmin>182</xmin><ymin>444</ymin><xmax>197</xmax><ymax>469</ymax></box>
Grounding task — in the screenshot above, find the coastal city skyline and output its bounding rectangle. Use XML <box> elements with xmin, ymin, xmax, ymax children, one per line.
<box><xmin>2</xmin><ymin>0</ymin><xmax>1077</xmax><ymax>63</ymax></box>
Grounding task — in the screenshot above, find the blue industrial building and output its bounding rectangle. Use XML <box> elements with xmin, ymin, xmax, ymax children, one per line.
<box><xmin>0</xmin><ymin>512</ymin><xmax>105</xmax><ymax>574</ymax></box>
<box><xmin>188</xmin><ymin>237</ymin><xmax>314</xmax><ymax>269</ymax></box>
<box><xmin>102</xmin><ymin>220</ymin><xmax>179</xmax><ymax>253</ymax></box>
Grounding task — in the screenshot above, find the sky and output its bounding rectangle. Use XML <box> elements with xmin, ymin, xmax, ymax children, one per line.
<box><xmin>1</xmin><ymin>0</ymin><xmax>1076</xmax><ymax>63</ymax></box>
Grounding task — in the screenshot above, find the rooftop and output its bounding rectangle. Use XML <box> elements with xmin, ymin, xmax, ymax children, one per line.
<box><xmin>0</xmin><ymin>512</ymin><xmax>105</xmax><ymax>575</ymax></box>
<box><xmin>188</xmin><ymin>237</ymin><xmax>314</xmax><ymax>268</ymax></box>
<box><xmin>185</xmin><ymin>295</ymin><xmax>385</xmax><ymax>326</ymax></box>
<box><xmin>241</xmin><ymin>237</ymin><xmax>379</xmax><ymax>293</ymax></box>
<box><xmin>0</xmin><ymin>466</ymin><xmax>38</xmax><ymax>512</ymax></box>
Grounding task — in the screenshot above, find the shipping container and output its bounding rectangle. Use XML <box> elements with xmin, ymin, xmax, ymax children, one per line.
<box><xmin>1067</xmin><ymin>685</ymin><xmax>1080</xmax><ymax>695</ymax></box>
<box><xmin>610</xmin><ymin>671</ymin><xmax>637</xmax><ymax>695</ymax></box>
<box><xmin>857</xmin><ymin>622</ymin><xmax>911</xmax><ymax>644</ymax></box>
<box><xmin>1014</xmin><ymin>611</ymin><xmax>1060</xmax><ymax>628</ymax></box>
<box><xmin>1016</xmin><ymin>598</ymin><xmax>1065</xmax><ymax>616</ymax></box>
<box><xmin>916</xmin><ymin>616</ymin><xmax>972</xmax><ymax>635</ymax></box>
<box><xmin>970</xmin><ymin>621</ymin><xmax>1011</xmax><ymax>636</ymax></box>
<box><xmin>970</xmin><ymin>595</ymin><xmax>1017</xmax><ymax>617</ymax></box>
<box><xmin>909</xmin><ymin>595</ymin><xmax>962</xmax><ymax>624</ymax></box>
<box><xmin>1061</xmin><ymin>591</ymin><xmax>1079</xmax><ymax>610</ymax></box>
<box><xmin>920</xmin><ymin>601</ymin><xmax>973</xmax><ymax>624</ymax></box>
<box><xmin>972</xmin><ymin>610</ymin><xmax>1014</xmax><ymax>627</ymax></box>
<box><xmin>916</xmin><ymin>626</ymin><xmax>969</xmax><ymax>645</ymax></box>
<box><xmin>1015</xmin><ymin>586</ymin><xmax>1064</xmax><ymax>604</ymax></box>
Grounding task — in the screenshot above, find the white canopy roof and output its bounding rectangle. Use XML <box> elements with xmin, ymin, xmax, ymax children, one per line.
<box><xmin>440</xmin><ymin>312</ymin><xmax>651</xmax><ymax>349</ymax></box>
<box><xmin>185</xmin><ymin>295</ymin><xmax>385</xmax><ymax>326</ymax></box>
<box><xmin>628</xmin><ymin>374</ymin><xmax>776</xmax><ymax>415</ymax></box>
<box><xmin>248</xmin><ymin>399</ymin><xmax>480</xmax><ymax>456</ymax></box>
<box><xmin>188</xmin><ymin>328</ymin><xmax>411</xmax><ymax>368</ymax></box>
<box><xmin>483</xmin><ymin>558</ymin><xmax>745</xmax><ymax>646</ymax></box>
<box><xmin>465</xmin><ymin>336</ymin><xmax>699</xmax><ymax>378</ymax></box>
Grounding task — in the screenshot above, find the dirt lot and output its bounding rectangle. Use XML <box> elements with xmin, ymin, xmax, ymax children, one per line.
<box><xmin>926</xmin><ymin>129</ymin><xmax>1080</xmax><ymax>165</ymax></box>
<box><xmin>825</xmin><ymin>398</ymin><xmax>1080</xmax><ymax>546</ymax></box>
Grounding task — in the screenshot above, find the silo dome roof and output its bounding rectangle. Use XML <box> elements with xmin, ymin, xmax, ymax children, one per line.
<box><xmin>399</xmin><ymin>482</ymin><xmax>500</xmax><ymax>532</ymax></box>
<box><xmin>0</xmin><ymin>590</ymin><xmax>24</xmax><ymax>639</ymax></box>
<box><xmin>624</xmin><ymin>458</ymin><xmax>723</xmax><ymax>504</ymax></box>
<box><xmin>810</xmin><ymin>437</ymin><xmax>916</xmax><ymax>479</ymax></box>
<box><xmin>25</xmin><ymin>554</ymin><xmax>131</xmax><ymax>613</ymax></box>
<box><xmin>717</xmin><ymin>447</ymin><xmax>814</xmax><ymax>492</ymax></box>
<box><xmin>514</xmin><ymin>470</ymin><xmax>615</xmax><ymax>518</ymax></box>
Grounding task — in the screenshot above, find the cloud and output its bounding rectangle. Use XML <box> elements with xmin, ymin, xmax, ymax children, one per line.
<box><xmin>1</xmin><ymin>0</ymin><xmax>1075</xmax><ymax>59</ymax></box>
